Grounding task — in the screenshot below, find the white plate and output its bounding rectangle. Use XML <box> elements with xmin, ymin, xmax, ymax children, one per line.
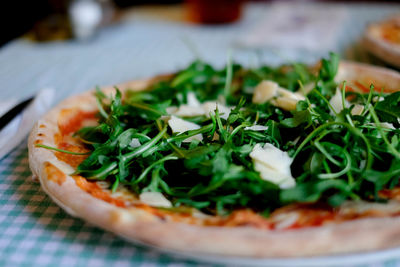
<box><xmin>166</xmin><ymin>246</ymin><xmax>400</xmax><ymax>266</ymax></box>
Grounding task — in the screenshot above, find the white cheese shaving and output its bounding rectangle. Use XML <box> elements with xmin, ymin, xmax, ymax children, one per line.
<box><xmin>129</xmin><ymin>138</ymin><xmax>141</xmax><ymax>148</ymax></box>
<box><xmin>299</xmin><ymin>82</ymin><xmax>315</xmax><ymax>95</ymax></box>
<box><xmin>244</xmin><ymin>125</ymin><xmax>269</xmax><ymax>131</ymax></box>
<box><xmin>171</xmin><ymin>105</ymin><xmax>205</xmax><ymax>117</ymax></box>
<box><xmin>166</xmin><ymin>92</ymin><xmax>203</xmax><ymax>117</ymax></box>
<box><xmin>274</xmin><ymin>96</ymin><xmax>301</xmax><ymax>111</ymax></box>
<box><xmin>373</xmin><ymin>96</ymin><xmax>385</xmax><ymax>102</ymax></box>
<box><xmin>139</xmin><ymin>191</ymin><xmax>172</xmax><ymax>208</ymax></box>
<box><xmin>203</xmin><ymin>101</ymin><xmax>231</xmax><ymax>120</ymax></box>
<box><xmin>351</xmin><ymin>104</ymin><xmax>364</xmax><ymax>116</ymax></box>
<box><xmin>272</xmin><ymin>212</ymin><xmax>299</xmax><ymax>230</ymax></box>
<box><xmin>252</xmin><ymin>80</ymin><xmax>305</xmax><ymax>111</ymax></box>
<box><xmin>168</xmin><ymin>115</ymin><xmax>203</xmax><ymax>142</ymax></box>
<box><xmin>187</xmin><ymin>92</ymin><xmax>201</xmax><ymax>107</ymax></box>
<box><xmin>374</xmin><ymin>122</ymin><xmax>395</xmax><ymax>130</ymax></box>
<box><xmin>166</xmin><ymin>92</ymin><xmax>232</xmax><ymax>119</ymax></box>
<box><xmin>252</xmin><ymin>80</ymin><xmax>279</xmax><ymax>104</ymax></box>
<box><xmin>165</xmin><ymin>106</ymin><xmax>178</xmax><ymax>114</ymax></box>
<box><xmin>250</xmin><ymin>143</ymin><xmax>295</xmax><ymax>189</ymax></box>
<box><xmin>329</xmin><ymin>88</ymin><xmax>349</xmax><ymax>114</ymax></box>
<box><xmin>327</xmin><ymin>88</ymin><xmax>365</xmax><ymax>116</ymax></box>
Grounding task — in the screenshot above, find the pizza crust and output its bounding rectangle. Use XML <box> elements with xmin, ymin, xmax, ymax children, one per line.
<box><xmin>28</xmin><ymin>62</ymin><xmax>400</xmax><ymax>258</ymax></box>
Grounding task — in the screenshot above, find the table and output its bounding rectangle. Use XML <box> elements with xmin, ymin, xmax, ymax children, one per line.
<box><xmin>0</xmin><ymin>2</ymin><xmax>399</xmax><ymax>266</ymax></box>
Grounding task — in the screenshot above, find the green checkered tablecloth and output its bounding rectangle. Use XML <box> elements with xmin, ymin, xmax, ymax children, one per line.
<box><xmin>0</xmin><ymin>142</ymin><xmax>210</xmax><ymax>266</ymax></box>
<box><xmin>1</xmin><ymin>3</ymin><xmax>400</xmax><ymax>266</ymax></box>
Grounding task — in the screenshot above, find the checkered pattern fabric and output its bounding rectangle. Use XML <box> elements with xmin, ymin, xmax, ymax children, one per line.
<box><xmin>1</xmin><ymin>3</ymin><xmax>400</xmax><ymax>266</ymax></box>
<box><xmin>0</xmin><ymin>143</ymin><xmax>212</xmax><ymax>267</ymax></box>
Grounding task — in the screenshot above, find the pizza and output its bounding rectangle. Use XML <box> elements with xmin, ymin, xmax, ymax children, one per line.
<box><xmin>363</xmin><ymin>15</ymin><xmax>400</xmax><ymax>68</ymax></box>
<box><xmin>28</xmin><ymin>54</ymin><xmax>400</xmax><ymax>258</ymax></box>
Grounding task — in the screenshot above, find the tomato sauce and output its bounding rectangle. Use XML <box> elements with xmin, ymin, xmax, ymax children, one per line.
<box><xmin>58</xmin><ymin>108</ymin><xmax>97</xmax><ymax>136</ymax></box>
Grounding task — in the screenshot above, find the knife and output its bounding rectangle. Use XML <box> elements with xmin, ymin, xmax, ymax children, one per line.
<box><xmin>0</xmin><ymin>88</ymin><xmax>54</xmax><ymax>160</ymax></box>
<box><xmin>0</xmin><ymin>97</ymin><xmax>34</xmax><ymax>132</ymax></box>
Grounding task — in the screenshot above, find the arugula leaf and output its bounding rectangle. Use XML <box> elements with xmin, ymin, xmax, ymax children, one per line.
<box><xmin>319</xmin><ymin>52</ymin><xmax>339</xmax><ymax>82</ymax></box>
<box><xmin>280</xmin><ymin>179</ymin><xmax>353</xmax><ymax>206</ymax></box>
<box><xmin>375</xmin><ymin>91</ymin><xmax>400</xmax><ymax>127</ymax></box>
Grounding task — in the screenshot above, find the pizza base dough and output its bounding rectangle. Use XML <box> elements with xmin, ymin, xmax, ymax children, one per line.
<box><xmin>28</xmin><ymin>62</ymin><xmax>400</xmax><ymax>258</ymax></box>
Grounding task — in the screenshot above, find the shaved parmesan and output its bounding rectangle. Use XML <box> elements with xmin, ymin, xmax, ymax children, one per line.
<box><xmin>203</xmin><ymin>101</ymin><xmax>232</xmax><ymax>120</ymax></box>
<box><xmin>187</xmin><ymin>92</ymin><xmax>201</xmax><ymax>107</ymax></box>
<box><xmin>250</xmin><ymin>143</ymin><xmax>295</xmax><ymax>189</ymax></box>
<box><xmin>139</xmin><ymin>191</ymin><xmax>172</xmax><ymax>208</ymax></box>
<box><xmin>129</xmin><ymin>138</ymin><xmax>141</xmax><ymax>148</ymax></box>
<box><xmin>168</xmin><ymin>115</ymin><xmax>202</xmax><ymax>142</ymax></box>
<box><xmin>244</xmin><ymin>125</ymin><xmax>269</xmax><ymax>131</ymax></box>
<box><xmin>166</xmin><ymin>92</ymin><xmax>232</xmax><ymax>119</ymax></box>
<box><xmin>329</xmin><ymin>89</ymin><xmax>365</xmax><ymax>116</ymax></box>
<box><xmin>375</xmin><ymin>122</ymin><xmax>395</xmax><ymax>130</ymax></box>
<box><xmin>165</xmin><ymin>106</ymin><xmax>178</xmax><ymax>114</ymax></box>
<box><xmin>274</xmin><ymin>96</ymin><xmax>301</xmax><ymax>111</ymax></box>
<box><xmin>171</xmin><ymin>105</ymin><xmax>205</xmax><ymax>117</ymax></box>
<box><xmin>252</xmin><ymin>80</ymin><xmax>279</xmax><ymax>104</ymax></box>
<box><xmin>329</xmin><ymin>88</ymin><xmax>349</xmax><ymax>114</ymax></box>
<box><xmin>273</xmin><ymin>212</ymin><xmax>299</xmax><ymax>230</ymax></box>
<box><xmin>351</xmin><ymin>104</ymin><xmax>364</xmax><ymax>116</ymax></box>
<box><xmin>373</xmin><ymin>96</ymin><xmax>384</xmax><ymax>102</ymax></box>
<box><xmin>300</xmin><ymin>82</ymin><xmax>315</xmax><ymax>95</ymax></box>
<box><xmin>252</xmin><ymin>80</ymin><xmax>305</xmax><ymax>111</ymax></box>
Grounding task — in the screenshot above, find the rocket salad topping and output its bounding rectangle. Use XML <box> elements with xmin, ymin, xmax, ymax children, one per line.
<box><xmin>49</xmin><ymin>53</ymin><xmax>400</xmax><ymax>216</ymax></box>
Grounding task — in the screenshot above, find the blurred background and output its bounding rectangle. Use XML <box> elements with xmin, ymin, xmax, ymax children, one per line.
<box><xmin>3</xmin><ymin>0</ymin><xmax>242</xmax><ymax>45</ymax></box>
<box><xmin>0</xmin><ymin>0</ymin><xmax>399</xmax><ymax>103</ymax></box>
<box><xmin>1</xmin><ymin>0</ymin><xmax>399</xmax><ymax>46</ymax></box>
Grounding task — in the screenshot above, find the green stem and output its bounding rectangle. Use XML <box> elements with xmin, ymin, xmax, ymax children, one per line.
<box><xmin>318</xmin><ymin>149</ymin><xmax>351</xmax><ymax>179</ymax></box>
<box><xmin>96</xmin><ymin>97</ymin><xmax>109</xmax><ymax>119</ymax></box>
<box><xmin>368</xmin><ymin>105</ymin><xmax>400</xmax><ymax>158</ymax></box>
<box><xmin>293</xmin><ymin>121</ymin><xmax>373</xmax><ymax>169</ymax></box>
<box><xmin>224</xmin><ymin>50</ymin><xmax>233</xmax><ymax>99</ymax></box>
<box><xmin>121</xmin><ymin>127</ymin><xmax>167</xmax><ymax>162</ymax></box>
<box><xmin>128</xmin><ymin>102</ymin><xmax>165</xmax><ymax>116</ymax></box>
<box><xmin>35</xmin><ymin>144</ymin><xmax>91</xmax><ymax>155</ymax></box>
<box><xmin>215</xmin><ymin>109</ymin><xmax>228</xmax><ymax>142</ymax></box>
<box><xmin>167</xmin><ymin>124</ymin><xmax>213</xmax><ymax>142</ymax></box>
<box><xmin>228</xmin><ymin>124</ymin><xmax>251</xmax><ymax>142</ymax></box>
<box><xmin>312</xmin><ymin>88</ymin><xmax>338</xmax><ymax>116</ymax></box>
<box><xmin>133</xmin><ymin>155</ymin><xmax>178</xmax><ymax>185</ymax></box>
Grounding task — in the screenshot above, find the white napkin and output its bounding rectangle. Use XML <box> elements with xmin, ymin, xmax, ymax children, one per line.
<box><xmin>0</xmin><ymin>88</ymin><xmax>55</xmax><ymax>160</ymax></box>
<box><xmin>237</xmin><ymin>3</ymin><xmax>348</xmax><ymax>52</ymax></box>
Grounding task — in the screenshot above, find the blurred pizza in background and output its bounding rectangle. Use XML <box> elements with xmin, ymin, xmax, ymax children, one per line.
<box><xmin>364</xmin><ymin>15</ymin><xmax>400</xmax><ymax>68</ymax></box>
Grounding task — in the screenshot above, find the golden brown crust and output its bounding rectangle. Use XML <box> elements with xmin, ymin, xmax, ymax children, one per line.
<box><xmin>44</xmin><ymin>162</ymin><xmax>66</xmax><ymax>185</ymax></box>
<box><xmin>28</xmin><ymin>64</ymin><xmax>400</xmax><ymax>258</ymax></box>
